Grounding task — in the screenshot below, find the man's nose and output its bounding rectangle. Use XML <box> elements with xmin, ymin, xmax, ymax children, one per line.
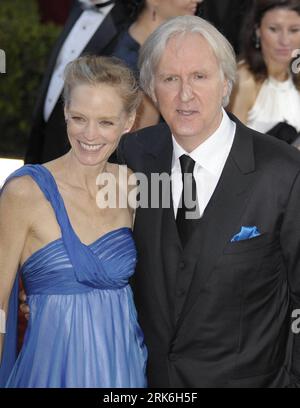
<box><xmin>179</xmin><ymin>81</ymin><xmax>194</xmax><ymax>102</ymax></box>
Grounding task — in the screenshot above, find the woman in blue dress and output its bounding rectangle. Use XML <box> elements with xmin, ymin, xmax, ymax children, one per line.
<box><xmin>0</xmin><ymin>55</ymin><xmax>147</xmax><ymax>388</ymax></box>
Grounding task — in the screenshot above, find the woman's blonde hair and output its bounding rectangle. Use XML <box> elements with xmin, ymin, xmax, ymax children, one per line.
<box><xmin>63</xmin><ymin>55</ymin><xmax>141</xmax><ymax>113</ymax></box>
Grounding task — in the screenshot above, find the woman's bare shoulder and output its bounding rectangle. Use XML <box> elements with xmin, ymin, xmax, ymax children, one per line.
<box><xmin>1</xmin><ymin>175</ymin><xmax>44</xmax><ymax>211</ymax></box>
<box><xmin>236</xmin><ymin>62</ymin><xmax>258</xmax><ymax>90</ymax></box>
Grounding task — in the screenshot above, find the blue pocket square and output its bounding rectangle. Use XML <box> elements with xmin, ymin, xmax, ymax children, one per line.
<box><xmin>231</xmin><ymin>226</ymin><xmax>261</xmax><ymax>242</ymax></box>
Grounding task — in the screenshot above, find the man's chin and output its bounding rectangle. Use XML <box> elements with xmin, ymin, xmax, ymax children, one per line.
<box><xmin>172</xmin><ymin>127</ymin><xmax>201</xmax><ymax>140</ymax></box>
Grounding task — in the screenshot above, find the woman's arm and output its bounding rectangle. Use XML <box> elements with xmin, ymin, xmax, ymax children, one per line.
<box><xmin>0</xmin><ymin>177</ymin><xmax>32</xmax><ymax>362</ymax></box>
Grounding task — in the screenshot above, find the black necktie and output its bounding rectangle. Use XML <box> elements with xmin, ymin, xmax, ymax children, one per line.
<box><xmin>176</xmin><ymin>155</ymin><xmax>200</xmax><ymax>246</ymax></box>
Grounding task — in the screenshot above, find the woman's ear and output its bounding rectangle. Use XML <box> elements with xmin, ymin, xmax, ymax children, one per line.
<box><xmin>255</xmin><ymin>26</ymin><xmax>261</xmax><ymax>50</ymax></box>
<box><xmin>255</xmin><ymin>26</ymin><xmax>261</xmax><ymax>40</ymax></box>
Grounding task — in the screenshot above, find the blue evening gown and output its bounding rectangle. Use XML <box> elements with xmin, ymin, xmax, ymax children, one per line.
<box><xmin>0</xmin><ymin>165</ymin><xmax>147</xmax><ymax>388</ymax></box>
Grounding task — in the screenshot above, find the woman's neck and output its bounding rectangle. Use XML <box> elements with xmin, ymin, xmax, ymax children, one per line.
<box><xmin>265</xmin><ymin>58</ymin><xmax>290</xmax><ymax>82</ymax></box>
<box><xmin>58</xmin><ymin>151</ymin><xmax>109</xmax><ymax>198</ymax></box>
<box><xmin>129</xmin><ymin>7</ymin><xmax>164</xmax><ymax>46</ymax></box>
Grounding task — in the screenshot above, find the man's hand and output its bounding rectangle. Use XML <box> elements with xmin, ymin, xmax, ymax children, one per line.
<box><xmin>19</xmin><ymin>289</ymin><xmax>30</xmax><ymax>320</ymax></box>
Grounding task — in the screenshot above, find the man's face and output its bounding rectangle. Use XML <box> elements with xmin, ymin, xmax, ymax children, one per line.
<box><xmin>153</xmin><ymin>33</ymin><xmax>228</xmax><ymax>151</ymax></box>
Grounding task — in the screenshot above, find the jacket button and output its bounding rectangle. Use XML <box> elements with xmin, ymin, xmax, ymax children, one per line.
<box><xmin>177</xmin><ymin>289</ymin><xmax>185</xmax><ymax>297</ymax></box>
<box><xmin>179</xmin><ymin>261</ymin><xmax>185</xmax><ymax>269</ymax></box>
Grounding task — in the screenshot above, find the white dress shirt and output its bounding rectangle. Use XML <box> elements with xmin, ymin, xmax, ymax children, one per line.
<box><xmin>171</xmin><ymin>109</ymin><xmax>236</xmax><ymax>218</ymax></box>
<box><xmin>44</xmin><ymin>4</ymin><xmax>113</xmax><ymax>121</ymax></box>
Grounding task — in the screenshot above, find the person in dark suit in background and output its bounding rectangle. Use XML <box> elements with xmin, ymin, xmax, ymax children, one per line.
<box><xmin>118</xmin><ymin>15</ymin><xmax>300</xmax><ymax>387</ymax></box>
<box><xmin>25</xmin><ymin>0</ymin><xmax>128</xmax><ymax>164</ymax></box>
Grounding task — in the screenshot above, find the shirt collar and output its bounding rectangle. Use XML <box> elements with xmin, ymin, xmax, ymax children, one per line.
<box><xmin>172</xmin><ymin>109</ymin><xmax>236</xmax><ymax>175</ymax></box>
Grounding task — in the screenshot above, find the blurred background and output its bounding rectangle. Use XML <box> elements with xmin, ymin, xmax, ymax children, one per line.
<box><xmin>0</xmin><ymin>0</ymin><xmax>72</xmax><ymax>185</ymax></box>
<box><xmin>0</xmin><ymin>0</ymin><xmax>252</xmax><ymax>186</ymax></box>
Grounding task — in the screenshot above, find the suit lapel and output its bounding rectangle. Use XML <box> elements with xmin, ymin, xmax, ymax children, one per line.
<box><xmin>137</xmin><ymin>127</ymin><xmax>177</xmax><ymax>324</ymax></box>
<box><xmin>34</xmin><ymin>4</ymin><xmax>83</xmax><ymax>119</ymax></box>
<box><xmin>84</xmin><ymin>3</ymin><xmax>126</xmax><ymax>54</ymax></box>
<box><xmin>173</xmin><ymin>118</ymin><xmax>257</xmax><ymax>331</ymax></box>
<box><xmin>34</xmin><ymin>3</ymin><xmax>127</xmax><ymax>121</ymax></box>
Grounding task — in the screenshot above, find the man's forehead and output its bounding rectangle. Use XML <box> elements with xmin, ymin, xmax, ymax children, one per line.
<box><xmin>165</xmin><ymin>34</ymin><xmax>215</xmax><ymax>59</ymax></box>
<box><xmin>156</xmin><ymin>33</ymin><xmax>218</xmax><ymax>71</ymax></box>
<box><xmin>166</xmin><ymin>32</ymin><xmax>207</xmax><ymax>48</ymax></box>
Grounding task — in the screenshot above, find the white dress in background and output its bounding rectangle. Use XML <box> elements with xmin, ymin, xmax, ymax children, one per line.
<box><xmin>247</xmin><ymin>76</ymin><xmax>300</xmax><ymax>145</ymax></box>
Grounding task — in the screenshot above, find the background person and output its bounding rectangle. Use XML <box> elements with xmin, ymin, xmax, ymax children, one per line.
<box><xmin>229</xmin><ymin>0</ymin><xmax>300</xmax><ymax>145</ymax></box>
<box><xmin>25</xmin><ymin>0</ymin><xmax>128</xmax><ymax>165</ymax></box>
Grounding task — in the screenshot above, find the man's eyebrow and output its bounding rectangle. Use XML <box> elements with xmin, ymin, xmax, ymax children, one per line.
<box><xmin>157</xmin><ymin>73</ymin><xmax>176</xmax><ymax>78</ymax></box>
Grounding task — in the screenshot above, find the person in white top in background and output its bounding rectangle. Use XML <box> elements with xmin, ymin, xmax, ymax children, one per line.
<box><xmin>229</xmin><ymin>0</ymin><xmax>300</xmax><ymax>147</ymax></box>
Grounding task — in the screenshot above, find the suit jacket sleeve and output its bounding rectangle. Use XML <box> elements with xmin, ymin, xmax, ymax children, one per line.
<box><xmin>116</xmin><ymin>134</ymin><xmax>129</xmax><ymax>165</ymax></box>
<box><xmin>281</xmin><ymin>170</ymin><xmax>300</xmax><ymax>387</ymax></box>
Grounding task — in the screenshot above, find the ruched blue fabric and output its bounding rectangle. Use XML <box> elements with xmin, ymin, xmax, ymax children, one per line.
<box><xmin>0</xmin><ymin>165</ymin><xmax>147</xmax><ymax>388</ymax></box>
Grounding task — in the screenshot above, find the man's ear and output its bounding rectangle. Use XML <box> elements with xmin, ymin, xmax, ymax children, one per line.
<box><xmin>150</xmin><ymin>89</ymin><xmax>158</xmax><ymax>106</ymax></box>
<box><xmin>64</xmin><ymin>106</ymin><xmax>68</xmax><ymax>122</ymax></box>
<box><xmin>125</xmin><ymin>111</ymin><xmax>137</xmax><ymax>133</ymax></box>
<box><xmin>222</xmin><ymin>78</ymin><xmax>229</xmax><ymax>99</ymax></box>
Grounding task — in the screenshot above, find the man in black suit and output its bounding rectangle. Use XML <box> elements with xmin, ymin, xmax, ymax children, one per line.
<box><xmin>25</xmin><ymin>0</ymin><xmax>128</xmax><ymax>164</ymax></box>
<box><xmin>118</xmin><ymin>16</ymin><xmax>300</xmax><ymax>387</ymax></box>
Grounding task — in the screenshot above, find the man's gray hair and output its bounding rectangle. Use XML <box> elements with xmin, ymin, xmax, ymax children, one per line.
<box><xmin>139</xmin><ymin>15</ymin><xmax>237</xmax><ymax>107</ymax></box>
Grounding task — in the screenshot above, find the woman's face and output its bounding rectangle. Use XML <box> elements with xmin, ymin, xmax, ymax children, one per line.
<box><xmin>155</xmin><ymin>0</ymin><xmax>202</xmax><ymax>19</ymax></box>
<box><xmin>65</xmin><ymin>83</ymin><xmax>135</xmax><ymax>167</ymax></box>
<box><xmin>258</xmin><ymin>8</ymin><xmax>300</xmax><ymax>66</ymax></box>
